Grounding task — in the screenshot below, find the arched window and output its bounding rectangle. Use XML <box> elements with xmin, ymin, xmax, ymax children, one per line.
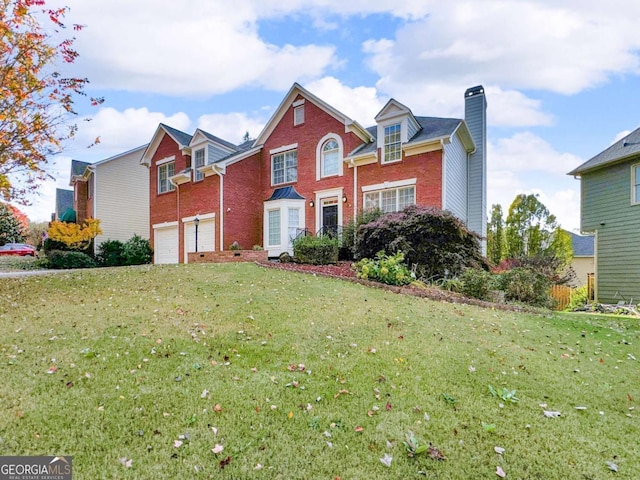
<box><xmin>322</xmin><ymin>139</ymin><xmax>339</xmax><ymax>177</ymax></box>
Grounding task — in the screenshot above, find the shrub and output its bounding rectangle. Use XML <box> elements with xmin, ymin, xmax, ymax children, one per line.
<box><xmin>47</xmin><ymin>218</ymin><xmax>102</xmax><ymax>251</ymax></box>
<box><xmin>355</xmin><ymin>251</ymin><xmax>414</xmax><ymax>286</ymax></box>
<box><xmin>96</xmin><ymin>239</ymin><xmax>124</xmax><ymax>267</ymax></box>
<box><xmin>457</xmin><ymin>268</ymin><xmax>495</xmax><ymax>301</ymax></box>
<box><xmin>566</xmin><ymin>285</ymin><xmax>589</xmax><ymax>311</ymax></box>
<box><xmin>498</xmin><ymin>267</ymin><xmax>553</xmax><ymax>308</ymax></box>
<box><xmin>252</xmin><ymin>245</ymin><xmax>263</xmax><ymax>251</ymax></box>
<box><xmin>229</xmin><ymin>241</ymin><xmax>242</xmax><ymax>251</ymax></box>
<box><xmin>355</xmin><ymin>205</ymin><xmax>486</xmax><ymax>280</ymax></box>
<box><xmin>47</xmin><ymin>250</ymin><xmax>96</xmax><ymax>269</ymax></box>
<box><xmin>122</xmin><ymin>235</ymin><xmax>153</xmax><ymax>265</ymax></box>
<box><xmin>293</xmin><ymin>234</ymin><xmax>339</xmax><ymax>265</ymax></box>
<box><xmin>342</xmin><ymin>208</ymin><xmax>383</xmax><ymax>257</ymax></box>
<box><xmin>494</xmin><ymin>254</ymin><xmax>576</xmax><ymax>285</ymax></box>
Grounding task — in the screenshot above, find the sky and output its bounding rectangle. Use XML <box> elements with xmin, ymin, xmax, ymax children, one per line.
<box><xmin>15</xmin><ymin>0</ymin><xmax>640</xmax><ymax>232</ymax></box>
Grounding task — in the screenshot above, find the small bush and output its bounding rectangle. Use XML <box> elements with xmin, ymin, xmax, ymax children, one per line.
<box><xmin>252</xmin><ymin>245</ymin><xmax>263</xmax><ymax>251</ymax></box>
<box><xmin>293</xmin><ymin>235</ymin><xmax>339</xmax><ymax>265</ymax></box>
<box><xmin>566</xmin><ymin>285</ymin><xmax>589</xmax><ymax>311</ymax></box>
<box><xmin>458</xmin><ymin>268</ymin><xmax>495</xmax><ymax>301</ymax></box>
<box><xmin>122</xmin><ymin>235</ymin><xmax>153</xmax><ymax>265</ymax></box>
<box><xmin>230</xmin><ymin>241</ymin><xmax>242</xmax><ymax>251</ymax></box>
<box><xmin>499</xmin><ymin>267</ymin><xmax>553</xmax><ymax>308</ymax></box>
<box><xmin>47</xmin><ymin>250</ymin><xmax>97</xmax><ymax>269</ymax></box>
<box><xmin>342</xmin><ymin>209</ymin><xmax>383</xmax><ymax>257</ymax></box>
<box><xmin>355</xmin><ymin>251</ymin><xmax>414</xmax><ymax>286</ymax></box>
<box><xmin>96</xmin><ymin>239</ymin><xmax>124</xmax><ymax>267</ymax></box>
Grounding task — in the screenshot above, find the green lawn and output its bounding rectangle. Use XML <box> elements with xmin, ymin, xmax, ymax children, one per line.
<box><xmin>1</xmin><ymin>263</ymin><xmax>638</xmax><ymax>479</ymax></box>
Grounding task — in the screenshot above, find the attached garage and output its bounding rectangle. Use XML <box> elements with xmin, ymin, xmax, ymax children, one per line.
<box><xmin>153</xmin><ymin>222</ymin><xmax>179</xmax><ymax>264</ymax></box>
<box><xmin>183</xmin><ymin>213</ymin><xmax>216</xmax><ymax>263</ymax></box>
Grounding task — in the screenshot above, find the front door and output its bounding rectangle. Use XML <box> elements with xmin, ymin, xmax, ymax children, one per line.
<box><xmin>321</xmin><ymin>199</ymin><xmax>338</xmax><ymax>237</ymax></box>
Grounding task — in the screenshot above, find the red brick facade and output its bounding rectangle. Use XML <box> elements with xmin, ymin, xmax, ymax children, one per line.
<box><xmin>145</xmin><ymin>84</ymin><xmax>483</xmax><ymax>263</ymax></box>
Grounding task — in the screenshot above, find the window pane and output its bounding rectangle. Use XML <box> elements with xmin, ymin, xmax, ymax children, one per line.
<box><xmin>285</xmin><ymin>151</ymin><xmax>298</xmax><ymax>182</ymax></box>
<box><xmin>288</xmin><ymin>208</ymin><xmax>299</xmax><ymax>241</ymax></box>
<box><xmin>364</xmin><ymin>192</ymin><xmax>379</xmax><ymax>210</ymax></box>
<box><xmin>381</xmin><ymin>190</ymin><xmax>396</xmax><ymax>213</ymax></box>
<box><xmin>158</xmin><ymin>165</ymin><xmax>166</xmax><ymax>193</ymax></box>
<box><xmin>273</xmin><ymin>154</ymin><xmax>284</xmax><ymax>185</ymax></box>
<box><xmin>384</xmin><ymin>124</ymin><xmax>401</xmax><ymax>163</ymax></box>
<box><xmin>321</xmin><ymin>140</ymin><xmax>339</xmax><ymax>177</ymax></box>
<box><xmin>268</xmin><ymin>210</ymin><xmax>281</xmax><ymax>246</ymax></box>
<box><xmin>194</xmin><ymin>149</ymin><xmax>205</xmax><ymax>181</ymax></box>
<box><xmin>398</xmin><ymin>186</ymin><xmax>415</xmax><ymax>210</ymax></box>
<box><xmin>635</xmin><ymin>166</ymin><xmax>640</xmax><ymax>203</ymax></box>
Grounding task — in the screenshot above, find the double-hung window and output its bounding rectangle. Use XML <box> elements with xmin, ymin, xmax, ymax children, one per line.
<box><xmin>383</xmin><ymin>123</ymin><xmax>402</xmax><ymax>163</ymax></box>
<box><xmin>633</xmin><ymin>164</ymin><xmax>640</xmax><ymax>205</ymax></box>
<box><xmin>193</xmin><ymin>148</ymin><xmax>205</xmax><ymax>182</ymax></box>
<box><xmin>158</xmin><ymin>162</ymin><xmax>175</xmax><ymax>193</ymax></box>
<box><xmin>364</xmin><ymin>186</ymin><xmax>415</xmax><ymax>213</ymax></box>
<box><xmin>272</xmin><ymin>150</ymin><xmax>298</xmax><ymax>185</ymax></box>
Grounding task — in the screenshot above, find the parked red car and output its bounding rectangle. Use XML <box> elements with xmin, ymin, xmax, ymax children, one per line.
<box><xmin>0</xmin><ymin>243</ymin><xmax>36</xmax><ymax>256</ymax></box>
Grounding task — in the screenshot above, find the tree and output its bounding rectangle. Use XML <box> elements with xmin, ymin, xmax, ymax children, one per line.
<box><xmin>505</xmin><ymin>194</ymin><xmax>558</xmax><ymax>258</ymax></box>
<box><xmin>548</xmin><ymin>227</ymin><xmax>573</xmax><ymax>268</ymax></box>
<box><xmin>486</xmin><ymin>204</ymin><xmax>504</xmax><ymax>264</ymax></box>
<box><xmin>47</xmin><ymin>218</ymin><xmax>101</xmax><ymax>251</ymax></box>
<box><xmin>0</xmin><ymin>0</ymin><xmax>103</xmax><ymax>203</ymax></box>
<box><xmin>241</xmin><ymin>131</ymin><xmax>252</xmax><ymax>143</ymax></box>
<box><xmin>0</xmin><ymin>201</ymin><xmax>27</xmax><ymax>245</ymax></box>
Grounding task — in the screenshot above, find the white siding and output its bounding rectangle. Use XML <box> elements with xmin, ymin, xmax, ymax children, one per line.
<box><xmin>94</xmin><ymin>146</ymin><xmax>149</xmax><ymax>249</ymax></box>
<box><xmin>208</xmin><ymin>144</ymin><xmax>230</xmax><ymax>164</ymax></box>
<box><xmin>443</xmin><ymin>136</ymin><xmax>468</xmax><ymax>222</ymax></box>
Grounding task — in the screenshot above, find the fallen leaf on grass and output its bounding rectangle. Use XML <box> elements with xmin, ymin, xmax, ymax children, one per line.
<box><xmin>119</xmin><ymin>457</ymin><xmax>133</xmax><ymax>468</ymax></box>
<box><xmin>606</xmin><ymin>461</ymin><xmax>618</xmax><ymax>472</ymax></box>
<box><xmin>380</xmin><ymin>453</ymin><xmax>392</xmax><ymax>467</ymax></box>
<box><xmin>427</xmin><ymin>444</ymin><xmax>446</xmax><ymax>461</ymax></box>
<box><xmin>173</xmin><ymin>440</ymin><xmax>183</xmax><ymax>448</ymax></box>
<box><xmin>496</xmin><ymin>465</ymin><xmax>506</xmax><ymax>477</ymax></box>
<box><xmin>47</xmin><ymin>366</ymin><xmax>57</xmax><ymax>374</ymax></box>
<box><xmin>494</xmin><ymin>446</ymin><xmax>505</xmax><ymax>455</ymax></box>
<box><xmin>212</xmin><ymin>444</ymin><xmax>224</xmax><ymax>454</ymax></box>
<box><xmin>334</xmin><ymin>389</ymin><xmax>350</xmax><ymax>399</ymax></box>
<box><xmin>201</xmin><ymin>389</ymin><xmax>209</xmax><ymax>398</ymax></box>
<box><xmin>543</xmin><ymin>410</ymin><xmax>561</xmax><ymax>418</ymax></box>
<box><xmin>213</xmin><ymin>404</ymin><xmax>222</xmax><ymax>412</ymax></box>
<box><xmin>219</xmin><ymin>456</ymin><xmax>232</xmax><ymax>469</ymax></box>
<box><xmin>355</xmin><ymin>426</ymin><xmax>363</xmax><ymax>433</ymax></box>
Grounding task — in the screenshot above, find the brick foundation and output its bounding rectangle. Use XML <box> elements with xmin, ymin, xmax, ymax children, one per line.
<box><xmin>187</xmin><ymin>250</ymin><xmax>268</xmax><ymax>264</ymax></box>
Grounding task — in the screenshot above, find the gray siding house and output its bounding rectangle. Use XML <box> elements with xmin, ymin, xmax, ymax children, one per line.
<box><xmin>568</xmin><ymin>127</ymin><xmax>640</xmax><ymax>303</ymax></box>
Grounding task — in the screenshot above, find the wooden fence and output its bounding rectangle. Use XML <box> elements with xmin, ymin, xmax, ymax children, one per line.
<box><xmin>551</xmin><ymin>285</ymin><xmax>573</xmax><ymax>310</ymax></box>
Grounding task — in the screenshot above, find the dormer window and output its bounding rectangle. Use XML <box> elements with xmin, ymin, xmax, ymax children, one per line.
<box><xmin>193</xmin><ymin>148</ymin><xmax>205</xmax><ymax>182</ymax></box>
<box><xmin>383</xmin><ymin>123</ymin><xmax>402</xmax><ymax>163</ymax></box>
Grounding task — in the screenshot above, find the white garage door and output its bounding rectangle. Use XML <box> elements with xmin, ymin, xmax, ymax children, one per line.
<box><xmin>154</xmin><ymin>225</ymin><xmax>179</xmax><ymax>264</ymax></box>
<box><xmin>184</xmin><ymin>219</ymin><xmax>215</xmax><ymax>263</ymax></box>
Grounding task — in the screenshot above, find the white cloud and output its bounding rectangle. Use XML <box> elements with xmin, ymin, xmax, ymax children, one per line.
<box><xmin>304</xmin><ymin>77</ymin><xmax>386</xmax><ymax>124</ymax></box>
<box><xmin>197</xmin><ymin>113</ymin><xmax>267</xmax><ymax>145</ymax></box>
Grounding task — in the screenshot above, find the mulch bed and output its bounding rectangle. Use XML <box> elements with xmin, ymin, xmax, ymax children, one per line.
<box><xmin>257</xmin><ymin>261</ymin><xmax>531</xmax><ymax>313</ymax></box>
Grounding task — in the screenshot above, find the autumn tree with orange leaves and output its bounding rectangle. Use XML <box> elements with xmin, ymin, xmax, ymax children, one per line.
<box><xmin>0</xmin><ymin>0</ymin><xmax>102</xmax><ymax>203</ymax></box>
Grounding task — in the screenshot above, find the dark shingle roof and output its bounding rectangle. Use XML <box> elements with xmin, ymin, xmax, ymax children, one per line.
<box><xmin>55</xmin><ymin>189</ymin><xmax>73</xmax><ymax>217</ymax></box>
<box><xmin>568</xmin><ymin>231</ymin><xmax>595</xmax><ymax>256</ymax></box>
<box><xmin>199</xmin><ymin>130</ymin><xmax>239</xmax><ymax>151</ymax></box>
<box><xmin>267</xmin><ymin>186</ymin><xmax>305</xmax><ymax>201</ymax></box>
<box><xmin>160</xmin><ymin>123</ymin><xmax>193</xmax><ymax>146</ymax></box>
<box><xmin>568</xmin><ymin>126</ymin><xmax>640</xmax><ymax>176</ymax></box>
<box><xmin>71</xmin><ymin>159</ymin><xmax>90</xmax><ymax>177</ymax></box>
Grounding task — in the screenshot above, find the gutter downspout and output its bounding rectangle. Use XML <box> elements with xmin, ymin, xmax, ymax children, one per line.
<box><xmin>213</xmin><ymin>164</ymin><xmax>226</xmax><ymax>251</ymax></box>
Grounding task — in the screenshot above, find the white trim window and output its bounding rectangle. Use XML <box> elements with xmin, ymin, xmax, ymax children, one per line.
<box><xmin>158</xmin><ymin>162</ymin><xmax>176</xmax><ymax>193</ymax></box>
<box><xmin>321</xmin><ymin>139</ymin><xmax>339</xmax><ymax>177</ymax></box>
<box><xmin>383</xmin><ymin>123</ymin><xmax>402</xmax><ymax>163</ymax></box>
<box><xmin>193</xmin><ymin>148</ymin><xmax>205</xmax><ymax>182</ymax></box>
<box><xmin>268</xmin><ymin>209</ymin><xmax>281</xmax><ymax>246</ymax></box>
<box><xmin>633</xmin><ymin>164</ymin><xmax>640</xmax><ymax>205</ymax></box>
<box><xmin>272</xmin><ymin>149</ymin><xmax>297</xmax><ymax>185</ymax></box>
<box><xmin>294</xmin><ymin>105</ymin><xmax>305</xmax><ymax>126</ymax></box>
<box><xmin>288</xmin><ymin>208</ymin><xmax>300</xmax><ymax>242</ymax></box>
<box><xmin>364</xmin><ymin>185</ymin><xmax>415</xmax><ymax>213</ymax></box>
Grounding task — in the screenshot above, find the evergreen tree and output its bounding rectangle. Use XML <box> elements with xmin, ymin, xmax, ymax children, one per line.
<box><xmin>487</xmin><ymin>204</ymin><xmax>504</xmax><ymax>264</ymax></box>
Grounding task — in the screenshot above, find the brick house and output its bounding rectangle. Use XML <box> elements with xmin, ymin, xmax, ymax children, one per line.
<box><xmin>141</xmin><ymin>83</ymin><xmax>487</xmax><ymax>263</ymax></box>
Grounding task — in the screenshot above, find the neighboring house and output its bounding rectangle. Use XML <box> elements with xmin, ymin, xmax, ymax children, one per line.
<box><xmin>70</xmin><ymin>145</ymin><xmax>150</xmax><ymax>251</ymax></box>
<box><xmin>566</xmin><ymin>230</ymin><xmax>594</xmax><ymax>287</ymax></box>
<box><xmin>568</xmin><ymin>127</ymin><xmax>640</xmax><ymax>303</ymax></box>
<box><xmin>53</xmin><ymin>188</ymin><xmax>73</xmax><ymax>220</ymax></box>
<box><xmin>141</xmin><ymin>83</ymin><xmax>487</xmax><ymax>264</ymax></box>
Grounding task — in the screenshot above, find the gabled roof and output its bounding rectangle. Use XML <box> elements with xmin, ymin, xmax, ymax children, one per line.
<box><xmin>568</xmin><ymin>126</ymin><xmax>640</xmax><ymax>176</ymax></box>
<box><xmin>141</xmin><ymin>124</ymin><xmax>193</xmax><ymax>166</ymax></box>
<box><xmin>190</xmin><ymin>128</ymin><xmax>238</xmax><ymax>152</ymax></box>
<box><xmin>375</xmin><ymin>98</ymin><xmax>417</xmax><ymax>124</ymax></box>
<box><xmin>253</xmin><ymin>83</ymin><xmax>373</xmax><ymax>146</ymax></box>
<box><xmin>92</xmin><ymin>144</ymin><xmax>148</xmax><ymax>167</ymax></box>
<box><xmin>568</xmin><ymin>230</ymin><xmax>595</xmax><ymax>257</ymax></box>
<box><xmin>69</xmin><ymin>159</ymin><xmax>91</xmax><ymax>184</ymax></box>
<box><xmin>55</xmin><ymin>189</ymin><xmax>73</xmax><ymax>217</ymax></box>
